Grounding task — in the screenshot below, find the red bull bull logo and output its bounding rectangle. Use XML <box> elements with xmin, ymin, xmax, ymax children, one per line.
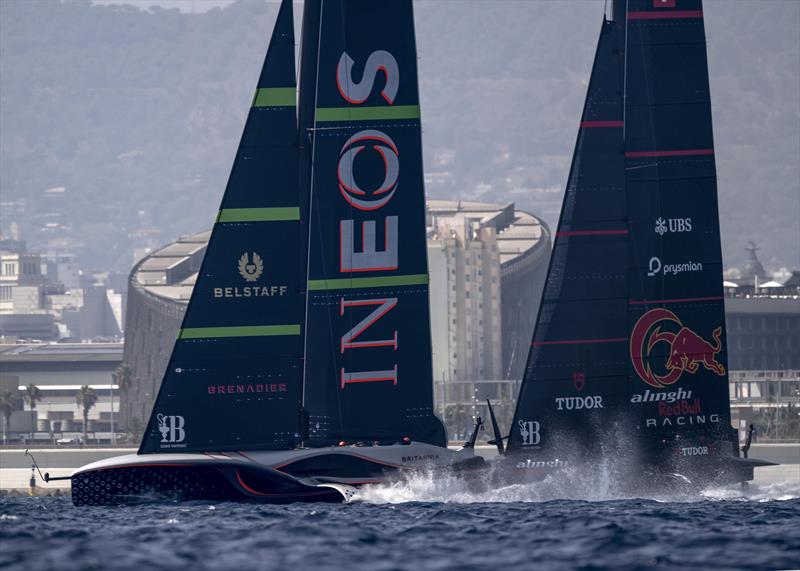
<box><xmin>630</xmin><ymin>308</ymin><xmax>726</xmax><ymax>389</ymax></box>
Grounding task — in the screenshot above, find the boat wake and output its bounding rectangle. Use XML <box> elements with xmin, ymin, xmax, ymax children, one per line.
<box><xmin>356</xmin><ymin>463</ymin><xmax>800</xmax><ymax>504</ymax></box>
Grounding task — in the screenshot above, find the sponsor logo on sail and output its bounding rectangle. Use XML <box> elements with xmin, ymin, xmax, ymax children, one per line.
<box><xmin>213</xmin><ymin>286</ymin><xmax>287</xmax><ymax>298</ymax></box>
<box><xmin>572</xmin><ymin>372</ymin><xmax>586</xmax><ymax>392</ymax></box>
<box><xmin>519</xmin><ymin>420</ymin><xmax>541</xmax><ymax>447</ymax></box>
<box><xmin>555</xmin><ymin>396</ymin><xmax>603</xmax><ymax>411</ymax></box>
<box><xmin>647</xmin><ymin>256</ymin><xmax>702</xmax><ymax>277</ymax></box>
<box><xmin>212</xmin><ymin>252</ymin><xmax>287</xmax><ymax>299</ymax></box>
<box><xmin>632</xmin><ymin>389</ymin><xmax>718</xmax><ymax>428</ymax></box>
<box><xmin>646</xmin><ymin>414</ymin><xmax>720</xmax><ymax>428</ymax></box>
<box><xmin>338</xmin><ymin>130</ymin><xmax>399</xmax><ymax>211</ymax></box>
<box><xmin>207</xmin><ymin>383</ymin><xmax>287</xmax><ymax>395</ymax></box>
<box><xmin>630</xmin><ymin>388</ymin><xmax>693</xmax><ymax>404</ymax></box>
<box><xmin>238</xmin><ymin>252</ymin><xmax>263</xmax><ymax>282</ymax></box>
<box><xmin>655</xmin><ymin>217</ymin><xmax>692</xmax><ymax>236</ymax></box>
<box><xmin>335</xmin><ymin>49</ymin><xmax>403</xmax><ymax>390</ymax></box>
<box><xmin>157</xmin><ymin>414</ymin><xmax>186</xmax><ymax>447</ymax></box>
<box><xmin>516</xmin><ymin>458</ymin><xmax>568</xmax><ymax>469</ymax></box>
<box><xmin>630</xmin><ymin>308</ymin><xmax>726</xmax><ymax>389</ymax></box>
<box><xmin>657</xmin><ymin>399</ymin><xmax>702</xmax><ymax>417</ymax></box>
<box><xmin>679</xmin><ymin>446</ymin><xmax>709</xmax><ymax>456</ymax></box>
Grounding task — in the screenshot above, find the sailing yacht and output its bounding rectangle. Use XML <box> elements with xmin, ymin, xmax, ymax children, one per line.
<box><xmin>70</xmin><ymin>0</ymin><xmax>479</xmax><ymax>506</ymax></box>
<box><xmin>492</xmin><ymin>0</ymin><xmax>773</xmax><ymax>489</ymax></box>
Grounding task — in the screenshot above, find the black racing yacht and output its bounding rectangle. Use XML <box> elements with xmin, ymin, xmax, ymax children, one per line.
<box><xmin>489</xmin><ymin>0</ymin><xmax>774</xmax><ymax>490</ymax></box>
<box><xmin>69</xmin><ymin>0</ymin><xmax>479</xmax><ymax>506</ymax></box>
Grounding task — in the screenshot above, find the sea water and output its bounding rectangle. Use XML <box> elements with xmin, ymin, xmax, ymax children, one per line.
<box><xmin>1</xmin><ymin>477</ymin><xmax>798</xmax><ymax>571</ymax></box>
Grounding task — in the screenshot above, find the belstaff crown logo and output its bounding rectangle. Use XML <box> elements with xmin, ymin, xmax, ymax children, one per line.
<box><xmin>238</xmin><ymin>252</ymin><xmax>263</xmax><ymax>282</ymax></box>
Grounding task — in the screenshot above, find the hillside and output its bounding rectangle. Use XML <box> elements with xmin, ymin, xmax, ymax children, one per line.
<box><xmin>1</xmin><ymin>0</ymin><xmax>797</xmax><ymax>273</ymax></box>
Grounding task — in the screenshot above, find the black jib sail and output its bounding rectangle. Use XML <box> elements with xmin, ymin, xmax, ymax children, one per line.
<box><xmin>302</xmin><ymin>0</ymin><xmax>446</xmax><ymax>447</ymax></box>
<box><xmin>507</xmin><ymin>14</ymin><xmax>628</xmax><ymax>458</ymax></box>
<box><xmin>140</xmin><ymin>0</ymin><xmax>303</xmax><ymax>453</ymax></box>
<box><xmin>508</xmin><ymin>0</ymin><xmax>735</xmax><ymax>465</ymax></box>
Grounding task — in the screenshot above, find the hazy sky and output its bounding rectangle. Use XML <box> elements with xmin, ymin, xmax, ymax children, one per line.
<box><xmin>91</xmin><ymin>0</ymin><xmax>241</xmax><ymax>12</ymax></box>
<box><xmin>4</xmin><ymin>0</ymin><xmax>797</xmax><ymax>272</ymax></box>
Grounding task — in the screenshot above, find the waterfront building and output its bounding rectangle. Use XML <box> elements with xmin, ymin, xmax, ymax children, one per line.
<box><xmin>0</xmin><ymin>241</ymin><xmax>124</xmax><ymax>342</ymax></box>
<box><xmin>0</xmin><ymin>342</ymin><xmax>122</xmax><ymax>443</ymax></box>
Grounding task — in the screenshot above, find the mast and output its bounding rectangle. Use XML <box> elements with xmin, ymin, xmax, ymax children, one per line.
<box><xmin>302</xmin><ymin>0</ymin><xmax>446</xmax><ymax>447</ymax></box>
<box><xmin>140</xmin><ymin>0</ymin><xmax>303</xmax><ymax>454</ymax></box>
<box><xmin>297</xmin><ymin>0</ymin><xmax>322</xmax><ymax>418</ymax></box>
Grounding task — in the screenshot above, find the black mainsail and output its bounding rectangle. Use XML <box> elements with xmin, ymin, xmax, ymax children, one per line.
<box><xmin>624</xmin><ymin>0</ymin><xmax>732</xmax><ymax>450</ymax></box>
<box><xmin>140</xmin><ymin>0</ymin><xmax>303</xmax><ymax>453</ymax></box>
<box><xmin>507</xmin><ymin>0</ymin><xmax>748</xmax><ymax>479</ymax></box>
<box><xmin>302</xmin><ymin>0</ymin><xmax>446</xmax><ymax>447</ymax></box>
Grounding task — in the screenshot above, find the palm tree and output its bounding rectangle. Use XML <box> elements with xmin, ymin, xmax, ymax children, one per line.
<box><xmin>23</xmin><ymin>384</ymin><xmax>43</xmax><ymax>437</ymax></box>
<box><xmin>0</xmin><ymin>390</ymin><xmax>17</xmax><ymax>445</ymax></box>
<box><xmin>76</xmin><ymin>385</ymin><xmax>98</xmax><ymax>443</ymax></box>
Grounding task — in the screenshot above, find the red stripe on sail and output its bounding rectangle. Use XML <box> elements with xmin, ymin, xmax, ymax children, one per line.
<box><xmin>531</xmin><ymin>338</ymin><xmax>628</xmax><ymax>347</ymax></box>
<box><xmin>629</xmin><ymin>295</ymin><xmax>724</xmax><ymax>305</ymax></box>
<box><xmin>628</xmin><ymin>10</ymin><xmax>703</xmax><ymax>20</ymax></box>
<box><xmin>556</xmin><ymin>230</ymin><xmax>629</xmax><ymax>237</ymax></box>
<box><xmin>580</xmin><ymin>121</ymin><xmax>624</xmax><ymax>128</ymax></box>
<box><xmin>625</xmin><ymin>149</ymin><xmax>714</xmax><ymax>158</ymax></box>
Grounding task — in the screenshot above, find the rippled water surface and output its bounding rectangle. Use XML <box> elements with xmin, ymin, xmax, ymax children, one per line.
<box><xmin>2</xmin><ymin>478</ymin><xmax>799</xmax><ymax>571</ymax></box>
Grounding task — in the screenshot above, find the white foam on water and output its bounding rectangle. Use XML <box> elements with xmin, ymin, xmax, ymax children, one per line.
<box><xmin>700</xmin><ymin>478</ymin><xmax>800</xmax><ymax>502</ymax></box>
<box><xmin>356</xmin><ymin>462</ymin><xmax>800</xmax><ymax>505</ymax></box>
<box><xmin>357</xmin><ymin>460</ymin><xmax>643</xmax><ymax>504</ymax></box>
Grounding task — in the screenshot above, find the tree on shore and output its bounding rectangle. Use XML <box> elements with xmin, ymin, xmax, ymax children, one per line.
<box><xmin>0</xmin><ymin>391</ymin><xmax>17</xmax><ymax>445</ymax></box>
<box><xmin>76</xmin><ymin>385</ymin><xmax>98</xmax><ymax>443</ymax></box>
<box><xmin>23</xmin><ymin>384</ymin><xmax>43</xmax><ymax>437</ymax></box>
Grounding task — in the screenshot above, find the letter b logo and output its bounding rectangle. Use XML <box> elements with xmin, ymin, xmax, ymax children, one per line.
<box><xmin>519</xmin><ymin>420</ymin><xmax>541</xmax><ymax>446</ymax></box>
<box><xmin>157</xmin><ymin>414</ymin><xmax>186</xmax><ymax>443</ymax></box>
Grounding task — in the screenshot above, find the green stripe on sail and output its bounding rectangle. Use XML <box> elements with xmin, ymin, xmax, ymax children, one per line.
<box><xmin>217</xmin><ymin>207</ymin><xmax>300</xmax><ymax>223</ymax></box>
<box><xmin>252</xmin><ymin>87</ymin><xmax>296</xmax><ymax>107</ymax></box>
<box><xmin>307</xmin><ymin>274</ymin><xmax>429</xmax><ymax>291</ymax></box>
<box><xmin>179</xmin><ymin>324</ymin><xmax>300</xmax><ymax>339</ymax></box>
<box><xmin>315</xmin><ymin>105</ymin><xmax>420</xmax><ymax>123</ymax></box>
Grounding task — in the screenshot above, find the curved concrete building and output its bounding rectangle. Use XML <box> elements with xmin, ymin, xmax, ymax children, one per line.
<box><xmin>121</xmin><ymin>203</ymin><xmax>551</xmax><ymax>430</ymax></box>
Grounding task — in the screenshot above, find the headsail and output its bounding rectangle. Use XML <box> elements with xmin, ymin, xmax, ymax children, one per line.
<box><xmin>507</xmin><ymin>15</ymin><xmax>628</xmax><ymax>456</ymax></box>
<box><xmin>509</xmin><ymin>0</ymin><xmax>735</xmax><ymax>463</ymax></box>
<box><xmin>140</xmin><ymin>0</ymin><xmax>303</xmax><ymax>453</ymax></box>
<box><xmin>302</xmin><ymin>0</ymin><xmax>446</xmax><ymax>446</ymax></box>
